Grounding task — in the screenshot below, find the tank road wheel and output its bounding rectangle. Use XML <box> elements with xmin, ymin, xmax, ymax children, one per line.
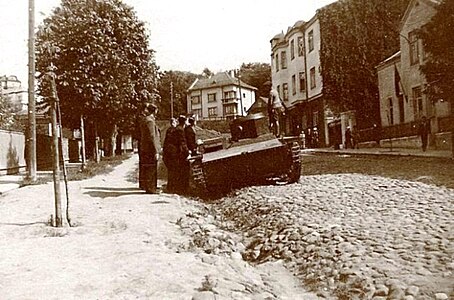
<box><xmin>189</xmin><ymin>155</ymin><xmax>206</xmax><ymax>196</ymax></box>
<box><xmin>286</xmin><ymin>141</ymin><xmax>301</xmax><ymax>183</ymax></box>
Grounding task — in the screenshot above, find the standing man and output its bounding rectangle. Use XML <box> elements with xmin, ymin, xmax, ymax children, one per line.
<box><xmin>139</xmin><ymin>103</ymin><xmax>161</xmax><ymax>194</ymax></box>
<box><xmin>418</xmin><ymin>116</ymin><xmax>430</xmax><ymax>152</ymax></box>
<box><xmin>175</xmin><ymin>115</ymin><xmax>190</xmax><ymax>195</ymax></box>
<box><xmin>184</xmin><ymin>115</ymin><xmax>197</xmax><ymax>155</ymax></box>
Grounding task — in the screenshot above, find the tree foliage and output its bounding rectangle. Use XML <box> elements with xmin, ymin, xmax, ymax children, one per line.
<box><xmin>239</xmin><ymin>63</ymin><xmax>271</xmax><ymax>98</ymax></box>
<box><xmin>157</xmin><ymin>70</ymin><xmax>198</xmax><ymax>119</ymax></box>
<box><xmin>0</xmin><ymin>95</ymin><xmax>22</xmax><ymax>131</ymax></box>
<box><xmin>419</xmin><ymin>0</ymin><xmax>454</xmax><ymax>105</ymax></box>
<box><xmin>318</xmin><ymin>0</ymin><xmax>410</xmax><ymax>128</ymax></box>
<box><xmin>35</xmin><ymin>0</ymin><xmax>158</xmax><ymax>136</ymax></box>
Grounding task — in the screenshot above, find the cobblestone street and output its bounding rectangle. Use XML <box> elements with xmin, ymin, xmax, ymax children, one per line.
<box><xmin>200</xmin><ymin>174</ymin><xmax>454</xmax><ymax>299</ymax></box>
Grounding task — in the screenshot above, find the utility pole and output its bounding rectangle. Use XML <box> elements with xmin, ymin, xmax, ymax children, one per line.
<box><xmin>28</xmin><ymin>0</ymin><xmax>37</xmax><ymax>181</ymax></box>
<box><xmin>237</xmin><ymin>70</ymin><xmax>243</xmax><ymax>117</ymax></box>
<box><xmin>170</xmin><ymin>81</ymin><xmax>174</xmax><ymax>119</ymax></box>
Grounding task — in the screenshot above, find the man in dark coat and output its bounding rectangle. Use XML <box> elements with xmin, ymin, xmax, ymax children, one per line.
<box><xmin>162</xmin><ymin>118</ymin><xmax>178</xmax><ymax>193</ymax></box>
<box><xmin>184</xmin><ymin>116</ymin><xmax>197</xmax><ymax>155</ymax></box>
<box><xmin>139</xmin><ymin>103</ymin><xmax>161</xmax><ymax>194</ymax></box>
<box><xmin>174</xmin><ymin>115</ymin><xmax>190</xmax><ymax>195</ymax></box>
<box><xmin>418</xmin><ymin>116</ymin><xmax>430</xmax><ymax>152</ymax></box>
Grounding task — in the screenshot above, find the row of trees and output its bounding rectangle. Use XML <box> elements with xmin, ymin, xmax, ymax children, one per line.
<box><xmin>36</xmin><ymin>0</ymin><xmax>158</xmax><ymax>157</ymax></box>
<box><xmin>35</xmin><ymin>0</ymin><xmax>271</xmax><ymax>159</ymax></box>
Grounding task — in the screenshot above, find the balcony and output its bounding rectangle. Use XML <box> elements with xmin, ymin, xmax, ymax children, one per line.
<box><xmin>222</xmin><ymin>97</ymin><xmax>238</xmax><ymax>104</ymax></box>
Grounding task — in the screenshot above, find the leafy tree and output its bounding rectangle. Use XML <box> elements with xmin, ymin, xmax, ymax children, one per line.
<box><xmin>35</xmin><ymin>0</ymin><xmax>158</xmax><ymax>156</ymax></box>
<box><xmin>201</xmin><ymin>68</ymin><xmax>214</xmax><ymax>78</ymax></box>
<box><xmin>157</xmin><ymin>70</ymin><xmax>198</xmax><ymax>119</ymax></box>
<box><xmin>419</xmin><ymin>0</ymin><xmax>454</xmax><ymax>106</ymax></box>
<box><xmin>239</xmin><ymin>63</ymin><xmax>271</xmax><ymax>98</ymax></box>
<box><xmin>0</xmin><ymin>95</ymin><xmax>22</xmax><ymax>131</ymax></box>
<box><xmin>318</xmin><ymin>0</ymin><xmax>410</xmax><ymax>128</ymax></box>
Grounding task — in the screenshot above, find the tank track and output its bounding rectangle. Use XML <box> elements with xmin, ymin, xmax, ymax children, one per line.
<box><xmin>189</xmin><ymin>155</ymin><xmax>206</xmax><ymax>194</ymax></box>
<box><xmin>286</xmin><ymin>141</ymin><xmax>302</xmax><ymax>183</ymax></box>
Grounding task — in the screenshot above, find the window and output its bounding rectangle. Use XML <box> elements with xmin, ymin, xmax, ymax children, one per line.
<box><xmin>308</xmin><ymin>30</ymin><xmax>314</xmax><ymax>52</ymax></box>
<box><xmin>281</xmin><ymin>51</ymin><xmax>287</xmax><ymax>69</ymax></box>
<box><xmin>298</xmin><ymin>36</ymin><xmax>304</xmax><ymax>57</ymax></box>
<box><xmin>312</xmin><ymin>111</ymin><xmax>319</xmax><ymax>127</ymax></box>
<box><xmin>310</xmin><ymin>67</ymin><xmax>316</xmax><ymax>89</ymax></box>
<box><xmin>224</xmin><ymin>91</ymin><xmax>236</xmax><ymax>100</ymax></box>
<box><xmin>275</xmin><ymin>53</ymin><xmax>279</xmax><ymax>72</ymax></box>
<box><xmin>208</xmin><ymin>107</ymin><xmax>217</xmax><ymax>118</ymax></box>
<box><xmin>192</xmin><ymin>109</ymin><xmax>202</xmax><ymax>119</ymax></box>
<box><xmin>283</xmin><ymin>83</ymin><xmax>289</xmax><ymax>101</ymax></box>
<box><xmin>388</xmin><ymin>97</ymin><xmax>394</xmax><ymax>125</ymax></box>
<box><xmin>409</xmin><ymin>31</ymin><xmax>419</xmax><ymax>65</ymax></box>
<box><xmin>191</xmin><ymin>95</ymin><xmax>200</xmax><ymax>104</ymax></box>
<box><xmin>224</xmin><ymin>104</ymin><xmax>237</xmax><ymax>115</ymax></box>
<box><xmin>208</xmin><ymin>93</ymin><xmax>216</xmax><ymax>102</ymax></box>
<box><xmin>277</xmin><ymin>85</ymin><xmax>280</xmax><ymax>99</ymax></box>
<box><xmin>412</xmin><ymin>86</ymin><xmax>423</xmax><ymax>119</ymax></box>
<box><xmin>291</xmin><ymin>75</ymin><xmax>296</xmax><ymax>95</ymax></box>
<box><xmin>290</xmin><ymin>39</ymin><xmax>295</xmax><ymax>60</ymax></box>
<box><xmin>299</xmin><ymin>72</ymin><xmax>306</xmax><ymax>92</ymax></box>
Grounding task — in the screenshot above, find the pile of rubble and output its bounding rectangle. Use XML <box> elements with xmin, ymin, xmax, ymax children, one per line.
<box><xmin>177</xmin><ymin>174</ymin><xmax>453</xmax><ymax>300</ymax></box>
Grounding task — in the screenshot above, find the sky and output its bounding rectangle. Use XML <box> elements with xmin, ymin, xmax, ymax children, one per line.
<box><xmin>0</xmin><ymin>0</ymin><xmax>337</xmax><ymax>86</ymax></box>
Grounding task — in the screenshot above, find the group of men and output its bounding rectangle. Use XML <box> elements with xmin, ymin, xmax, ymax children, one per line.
<box><xmin>138</xmin><ymin>102</ymin><xmax>197</xmax><ymax>195</ymax></box>
<box><xmin>161</xmin><ymin>115</ymin><xmax>197</xmax><ymax>194</ymax></box>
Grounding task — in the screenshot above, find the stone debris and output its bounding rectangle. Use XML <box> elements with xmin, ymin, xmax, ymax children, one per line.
<box><xmin>177</xmin><ymin>174</ymin><xmax>454</xmax><ymax>299</ymax></box>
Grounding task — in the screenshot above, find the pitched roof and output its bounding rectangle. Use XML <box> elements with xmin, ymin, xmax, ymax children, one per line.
<box><xmin>188</xmin><ymin>72</ymin><xmax>257</xmax><ymax>91</ymax></box>
<box><xmin>376</xmin><ymin>51</ymin><xmax>401</xmax><ymax>69</ymax></box>
<box><xmin>400</xmin><ymin>0</ymin><xmax>441</xmax><ymax>32</ymax></box>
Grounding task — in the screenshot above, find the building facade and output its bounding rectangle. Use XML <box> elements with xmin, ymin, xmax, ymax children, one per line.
<box><xmin>270</xmin><ymin>17</ymin><xmax>328</xmax><ymax>146</ymax></box>
<box><xmin>377</xmin><ymin>0</ymin><xmax>451</xmax><ymax>149</ymax></box>
<box><xmin>187</xmin><ymin>72</ymin><xmax>257</xmax><ymax>120</ymax></box>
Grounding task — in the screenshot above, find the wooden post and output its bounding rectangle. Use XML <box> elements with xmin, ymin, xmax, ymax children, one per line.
<box><xmin>80</xmin><ymin>115</ymin><xmax>86</xmax><ymax>170</ymax></box>
<box><xmin>50</xmin><ymin>98</ymin><xmax>62</xmax><ymax>227</ymax></box>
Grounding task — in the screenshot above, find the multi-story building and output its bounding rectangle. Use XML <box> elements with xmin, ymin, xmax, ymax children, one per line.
<box><xmin>270</xmin><ymin>16</ymin><xmax>327</xmax><ymax>146</ymax></box>
<box><xmin>187</xmin><ymin>72</ymin><xmax>257</xmax><ymax>120</ymax></box>
<box><xmin>377</xmin><ymin>0</ymin><xmax>450</xmax><ymax>149</ymax></box>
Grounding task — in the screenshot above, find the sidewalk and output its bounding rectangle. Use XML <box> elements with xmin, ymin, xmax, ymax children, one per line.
<box><xmin>303</xmin><ymin>146</ymin><xmax>453</xmax><ymax>159</ymax></box>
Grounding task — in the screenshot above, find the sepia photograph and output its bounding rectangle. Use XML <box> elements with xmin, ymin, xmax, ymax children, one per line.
<box><xmin>0</xmin><ymin>0</ymin><xmax>452</xmax><ymax>299</ymax></box>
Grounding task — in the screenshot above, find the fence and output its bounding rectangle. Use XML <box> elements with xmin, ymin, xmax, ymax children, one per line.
<box><xmin>0</xmin><ymin>129</ymin><xmax>25</xmax><ymax>174</ymax></box>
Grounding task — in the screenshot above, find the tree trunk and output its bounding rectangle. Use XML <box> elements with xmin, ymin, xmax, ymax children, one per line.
<box><xmin>94</xmin><ymin>124</ymin><xmax>100</xmax><ymax>163</ymax></box>
<box><xmin>109</xmin><ymin>124</ymin><xmax>118</xmax><ymax>157</ymax></box>
<box><xmin>50</xmin><ymin>100</ymin><xmax>62</xmax><ymax>227</ymax></box>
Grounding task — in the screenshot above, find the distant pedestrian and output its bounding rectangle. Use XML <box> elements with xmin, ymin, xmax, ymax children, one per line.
<box><xmin>162</xmin><ymin>118</ymin><xmax>178</xmax><ymax>193</ymax></box>
<box><xmin>418</xmin><ymin>116</ymin><xmax>430</xmax><ymax>152</ymax></box>
<box><xmin>139</xmin><ymin>102</ymin><xmax>161</xmax><ymax>194</ymax></box>
<box><xmin>373</xmin><ymin>123</ymin><xmax>381</xmax><ymax>147</ymax></box>
<box><xmin>345</xmin><ymin>126</ymin><xmax>352</xmax><ymax>149</ymax></box>
<box><xmin>312</xmin><ymin>127</ymin><xmax>319</xmax><ymax>148</ymax></box>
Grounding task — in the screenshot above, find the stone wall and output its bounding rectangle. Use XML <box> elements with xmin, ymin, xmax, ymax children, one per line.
<box><xmin>0</xmin><ymin>129</ymin><xmax>25</xmax><ymax>175</ymax></box>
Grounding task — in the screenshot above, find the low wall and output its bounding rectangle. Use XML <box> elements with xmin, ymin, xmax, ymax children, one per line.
<box><xmin>378</xmin><ymin>133</ymin><xmax>452</xmax><ymax>151</ymax></box>
<box><xmin>0</xmin><ymin>129</ymin><xmax>25</xmax><ymax>175</ymax></box>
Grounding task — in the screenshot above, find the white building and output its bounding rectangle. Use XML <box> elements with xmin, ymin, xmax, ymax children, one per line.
<box><xmin>187</xmin><ymin>72</ymin><xmax>257</xmax><ymax>120</ymax></box>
